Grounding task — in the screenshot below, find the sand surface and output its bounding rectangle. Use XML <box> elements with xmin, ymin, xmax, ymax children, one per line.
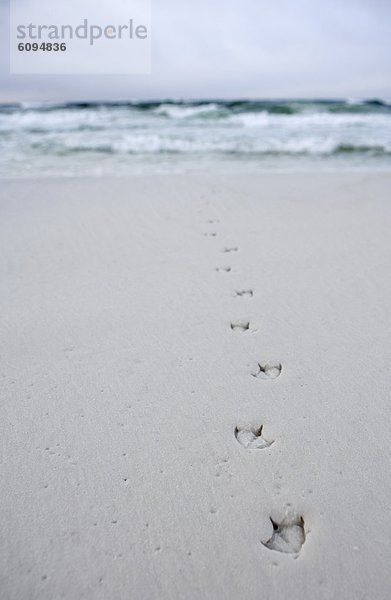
<box><xmin>1</xmin><ymin>172</ymin><xmax>391</xmax><ymax>599</ymax></box>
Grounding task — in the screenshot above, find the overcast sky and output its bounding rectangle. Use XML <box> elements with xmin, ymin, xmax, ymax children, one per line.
<box><xmin>1</xmin><ymin>0</ymin><xmax>390</xmax><ymax>102</ymax></box>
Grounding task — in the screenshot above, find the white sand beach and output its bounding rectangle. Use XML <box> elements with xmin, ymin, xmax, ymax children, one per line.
<box><xmin>1</xmin><ymin>171</ymin><xmax>391</xmax><ymax>599</ymax></box>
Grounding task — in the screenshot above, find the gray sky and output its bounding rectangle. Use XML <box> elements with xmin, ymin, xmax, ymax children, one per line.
<box><xmin>1</xmin><ymin>0</ymin><xmax>390</xmax><ymax>102</ymax></box>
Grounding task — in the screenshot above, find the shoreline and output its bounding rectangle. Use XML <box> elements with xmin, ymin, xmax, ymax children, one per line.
<box><xmin>1</xmin><ymin>164</ymin><xmax>391</xmax><ymax>181</ymax></box>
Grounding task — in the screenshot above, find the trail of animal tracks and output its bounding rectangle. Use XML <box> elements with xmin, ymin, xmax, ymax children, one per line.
<box><xmin>1</xmin><ymin>171</ymin><xmax>391</xmax><ymax>599</ymax></box>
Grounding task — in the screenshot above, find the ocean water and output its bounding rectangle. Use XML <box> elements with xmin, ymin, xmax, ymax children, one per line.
<box><xmin>0</xmin><ymin>99</ymin><xmax>390</xmax><ymax>177</ymax></box>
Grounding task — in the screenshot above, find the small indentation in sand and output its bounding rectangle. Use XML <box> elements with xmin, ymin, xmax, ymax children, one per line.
<box><xmin>222</xmin><ymin>247</ymin><xmax>238</xmax><ymax>253</ymax></box>
<box><xmin>262</xmin><ymin>513</ymin><xmax>305</xmax><ymax>555</ymax></box>
<box><xmin>234</xmin><ymin>290</ymin><xmax>253</xmax><ymax>298</ymax></box>
<box><xmin>230</xmin><ymin>321</ymin><xmax>250</xmax><ymax>332</ymax></box>
<box><xmin>63</xmin><ymin>345</ymin><xmax>75</xmax><ymax>353</ymax></box>
<box><xmin>204</xmin><ymin>232</ymin><xmax>217</xmax><ymax>237</ymax></box>
<box><xmin>234</xmin><ymin>425</ymin><xmax>274</xmax><ymax>450</ymax></box>
<box><xmin>216</xmin><ymin>266</ymin><xmax>231</xmax><ymax>272</ymax></box>
<box><xmin>252</xmin><ymin>361</ymin><xmax>282</xmax><ymax>379</ymax></box>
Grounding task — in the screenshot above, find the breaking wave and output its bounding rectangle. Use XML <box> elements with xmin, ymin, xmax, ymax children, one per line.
<box><xmin>1</xmin><ymin>99</ymin><xmax>390</xmax><ymax>175</ymax></box>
